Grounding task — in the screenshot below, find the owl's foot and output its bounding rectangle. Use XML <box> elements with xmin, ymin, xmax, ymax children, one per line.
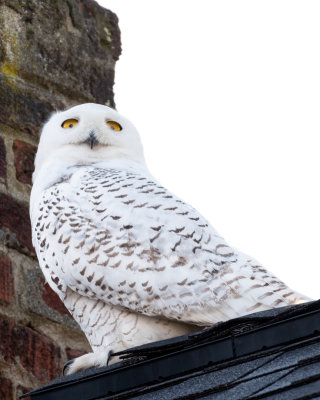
<box><xmin>63</xmin><ymin>349</ymin><xmax>116</xmax><ymax>375</ymax></box>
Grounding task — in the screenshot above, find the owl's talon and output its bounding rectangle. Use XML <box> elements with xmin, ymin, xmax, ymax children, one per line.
<box><xmin>63</xmin><ymin>359</ymin><xmax>74</xmax><ymax>376</ymax></box>
<box><xmin>106</xmin><ymin>349</ymin><xmax>113</xmax><ymax>366</ymax></box>
<box><xmin>62</xmin><ymin>348</ymin><xmax>119</xmax><ymax>375</ymax></box>
<box><xmin>63</xmin><ymin>351</ymin><xmax>112</xmax><ymax>375</ymax></box>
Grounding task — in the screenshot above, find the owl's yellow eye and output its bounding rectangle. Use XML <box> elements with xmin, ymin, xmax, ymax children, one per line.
<box><xmin>61</xmin><ymin>119</ymin><xmax>78</xmax><ymax>129</ymax></box>
<box><xmin>107</xmin><ymin>120</ymin><xmax>122</xmax><ymax>132</ymax></box>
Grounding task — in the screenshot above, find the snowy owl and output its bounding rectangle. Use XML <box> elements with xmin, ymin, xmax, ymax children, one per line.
<box><xmin>30</xmin><ymin>103</ymin><xmax>309</xmax><ymax>375</ymax></box>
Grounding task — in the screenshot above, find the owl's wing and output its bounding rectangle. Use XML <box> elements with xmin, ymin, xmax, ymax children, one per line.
<box><xmin>32</xmin><ymin>165</ymin><xmax>306</xmax><ymax>326</ymax></box>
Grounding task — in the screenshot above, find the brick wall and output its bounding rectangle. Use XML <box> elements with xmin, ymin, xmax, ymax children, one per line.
<box><xmin>0</xmin><ymin>1</ymin><xmax>121</xmax><ymax>397</ymax></box>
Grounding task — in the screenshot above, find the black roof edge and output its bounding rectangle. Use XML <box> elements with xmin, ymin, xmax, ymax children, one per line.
<box><xmin>22</xmin><ymin>300</ymin><xmax>320</xmax><ymax>400</ymax></box>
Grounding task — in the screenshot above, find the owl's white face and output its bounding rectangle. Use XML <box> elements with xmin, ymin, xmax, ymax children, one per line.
<box><xmin>33</xmin><ymin>103</ymin><xmax>145</xmax><ymax>180</ymax></box>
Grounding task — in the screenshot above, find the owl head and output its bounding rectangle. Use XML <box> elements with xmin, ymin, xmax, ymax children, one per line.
<box><xmin>33</xmin><ymin>103</ymin><xmax>145</xmax><ymax>180</ymax></box>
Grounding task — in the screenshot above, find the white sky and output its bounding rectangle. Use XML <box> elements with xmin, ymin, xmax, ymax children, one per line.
<box><xmin>97</xmin><ymin>0</ymin><xmax>320</xmax><ymax>300</ymax></box>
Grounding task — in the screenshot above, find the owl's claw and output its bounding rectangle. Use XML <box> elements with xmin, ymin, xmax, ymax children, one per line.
<box><xmin>106</xmin><ymin>349</ymin><xmax>113</xmax><ymax>365</ymax></box>
<box><xmin>62</xmin><ymin>349</ymin><xmax>115</xmax><ymax>375</ymax></box>
<box><xmin>63</xmin><ymin>359</ymin><xmax>74</xmax><ymax>376</ymax></box>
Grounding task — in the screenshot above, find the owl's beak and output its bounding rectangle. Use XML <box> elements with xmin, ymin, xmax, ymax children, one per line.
<box><xmin>85</xmin><ymin>131</ymin><xmax>99</xmax><ymax>149</ymax></box>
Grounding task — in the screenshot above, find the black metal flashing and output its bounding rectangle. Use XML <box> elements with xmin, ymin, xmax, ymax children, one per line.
<box><xmin>23</xmin><ymin>300</ymin><xmax>320</xmax><ymax>400</ymax></box>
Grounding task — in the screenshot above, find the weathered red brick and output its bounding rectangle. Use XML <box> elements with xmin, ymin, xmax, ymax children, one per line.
<box><xmin>12</xmin><ymin>140</ymin><xmax>37</xmax><ymax>185</ymax></box>
<box><xmin>0</xmin><ymin>193</ymin><xmax>35</xmax><ymax>256</ymax></box>
<box><xmin>0</xmin><ymin>79</ymin><xmax>55</xmax><ymax>137</ymax></box>
<box><xmin>26</xmin><ymin>269</ymin><xmax>78</xmax><ymax>328</ymax></box>
<box><xmin>0</xmin><ymin>314</ymin><xmax>62</xmax><ymax>382</ymax></box>
<box><xmin>17</xmin><ymin>385</ymin><xmax>32</xmax><ymax>400</ymax></box>
<box><xmin>0</xmin><ymin>253</ymin><xmax>14</xmax><ymax>303</ymax></box>
<box><xmin>66</xmin><ymin>347</ymin><xmax>86</xmax><ymax>360</ymax></box>
<box><xmin>0</xmin><ymin>314</ymin><xmax>14</xmax><ymax>363</ymax></box>
<box><xmin>0</xmin><ymin>377</ymin><xmax>13</xmax><ymax>399</ymax></box>
<box><xmin>40</xmin><ymin>276</ymin><xmax>70</xmax><ymax>316</ymax></box>
<box><xmin>0</xmin><ymin>136</ymin><xmax>6</xmax><ymax>183</ymax></box>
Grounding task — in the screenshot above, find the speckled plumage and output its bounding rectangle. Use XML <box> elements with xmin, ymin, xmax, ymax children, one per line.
<box><xmin>30</xmin><ymin>103</ymin><xmax>309</xmax><ymax>374</ymax></box>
